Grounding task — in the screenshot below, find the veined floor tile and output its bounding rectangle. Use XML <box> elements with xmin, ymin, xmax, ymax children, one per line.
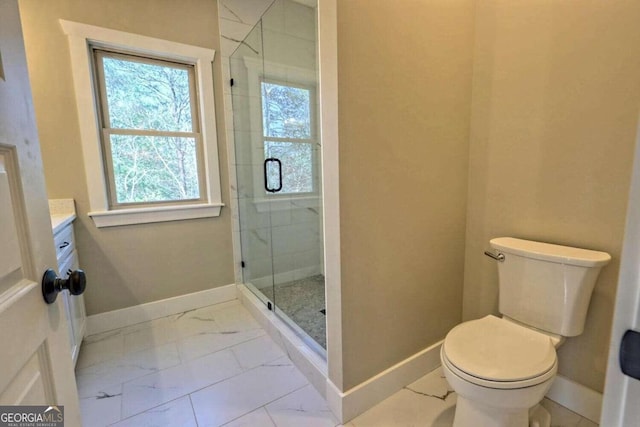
<box><xmin>177</xmin><ymin>302</ymin><xmax>266</xmax><ymax>361</ymax></box>
<box><xmin>406</xmin><ymin>367</ymin><xmax>454</xmax><ymax>399</ymax></box>
<box><xmin>540</xmin><ymin>398</ymin><xmax>587</xmax><ymax>427</ymax></box>
<box><xmin>121</xmin><ymin>316</ymin><xmax>180</xmax><ymax>354</ymax></box>
<box><xmin>345</xmin><ymin>368</ymin><xmax>456</xmax><ymax>427</ymax></box>
<box><xmin>178</xmin><ymin>327</ymin><xmax>265</xmax><ymax>361</ymax></box>
<box><xmin>221</xmin><ymin>408</ymin><xmax>276</xmax><ymax>427</ymax></box>
<box><xmin>190</xmin><ymin>356</ymin><xmax>308</xmax><ymax>427</ymax></box>
<box><xmin>182</xmin><ymin>299</ymin><xmax>241</xmax><ymax>317</ymax></box>
<box><xmin>266</xmin><ymin>384</ymin><xmax>339</xmax><ymax>427</ymax></box>
<box><xmin>78</xmin><ymin>384</ymin><xmax>122</xmax><ymax>427</ymax></box>
<box><xmin>112</xmin><ymin>396</ymin><xmax>197</xmax><ymax>427</ymax></box>
<box><xmin>121</xmin><ymin>348</ymin><xmax>242</xmax><ymax>418</ymax></box>
<box><xmin>77</xmin><ymin>329</ymin><xmax>124</xmax><ymax>369</ymax></box>
<box><xmin>172</xmin><ymin>301</ymin><xmax>248</xmax><ymax>340</ymax></box>
<box><xmin>76</xmin><ymin>300</ymin><xmax>599</xmax><ymax>427</ymax></box>
<box><xmin>212</xmin><ymin>302</ymin><xmax>263</xmax><ymax>332</ymax></box>
<box><xmin>174</xmin><ymin>306</ymin><xmax>220</xmax><ymax>338</ymax></box>
<box><xmin>76</xmin><ymin>342</ymin><xmax>181</xmax><ymax>399</ymax></box>
<box><xmin>230</xmin><ymin>335</ymin><xmax>286</xmax><ymax>370</ymax></box>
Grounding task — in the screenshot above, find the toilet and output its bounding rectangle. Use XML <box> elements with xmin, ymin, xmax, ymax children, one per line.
<box><xmin>441</xmin><ymin>237</ymin><xmax>610</xmax><ymax>427</ymax></box>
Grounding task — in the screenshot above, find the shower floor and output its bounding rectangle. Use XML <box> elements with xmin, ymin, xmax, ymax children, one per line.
<box><xmin>260</xmin><ymin>274</ymin><xmax>326</xmax><ymax>349</ymax></box>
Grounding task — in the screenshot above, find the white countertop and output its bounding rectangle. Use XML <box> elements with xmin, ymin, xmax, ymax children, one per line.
<box><xmin>49</xmin><ymin>199</ymin><xmax>76</xmax><ymax>234</ymax></box>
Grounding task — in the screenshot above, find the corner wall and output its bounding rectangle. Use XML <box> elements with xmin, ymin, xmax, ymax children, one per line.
<box><xmin>337</xmin><ymin>0</ymin><xmax>475</xmax><ymax>390</ymax></box>
<box><xmin>18</xmin><ymin>0</ymin><xmax>235</xmax><ymax>315</ymax></box>
<box><xmin>464</xmin><ymin>0</ymin><xmax>640</xmax><ymax>392</ymax></box>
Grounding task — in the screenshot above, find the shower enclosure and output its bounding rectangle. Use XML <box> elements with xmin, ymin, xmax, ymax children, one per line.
<box><xmin>230</xmin><ymin>0</ymin><xmax>325</xmax><ymax>352</ymax></box>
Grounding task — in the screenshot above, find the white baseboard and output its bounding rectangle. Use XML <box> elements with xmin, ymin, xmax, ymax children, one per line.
<box><xmin>546</xmin><ymin>375</ymin><xmax>603</xmax><ymax>423</ymax></box>
<box><xmin>85</xmin><ymin>284</ymin><xmax>237</xmax><ymax>336</ymax></box>
<box><xmin>326</xmin><ymin>341</ymin><xmax>443</xmax><ymax>423</ymax></box>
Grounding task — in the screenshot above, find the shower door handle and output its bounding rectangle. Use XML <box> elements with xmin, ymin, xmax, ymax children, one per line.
<box><xmin>264</xmin><ymin>158</ymin><xmax>283</xmax><ymax>193</ymax></box>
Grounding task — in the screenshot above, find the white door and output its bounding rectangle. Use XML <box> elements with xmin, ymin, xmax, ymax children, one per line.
<box><xmin>601</xmin><ymin>115</ymin><xmax>640</xmax><ymax>425</ymax></box>
<box><xmin>0</xmin><ymin>1</ymin><xmax>81</xmax><ymax>425</ymax></box>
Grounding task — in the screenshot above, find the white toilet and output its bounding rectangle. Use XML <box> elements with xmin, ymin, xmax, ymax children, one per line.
<box><xmin>441</xmin><ymin>237</ymin><xmax>610</xmax><ymax>427</ymax></box>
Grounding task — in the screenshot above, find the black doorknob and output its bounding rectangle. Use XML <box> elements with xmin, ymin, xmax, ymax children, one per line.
<box><xmin>621</xmin><ymin>329</ymin><xmax>640</xmax><ymax>381</ymax></box>
<box><xmin>42</xmin><ymin>268</ymin><xmax>87</xmax><ymax>304</ymax></box>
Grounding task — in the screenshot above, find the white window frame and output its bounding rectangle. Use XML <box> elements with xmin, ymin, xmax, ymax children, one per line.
<box><xmin>242</xmin><ymin>56</ymin><xmax>320</xmax><ymax>213</ymax></box>
<box><xmin>61</xmin><ymin>20</ymin><xmax>223</xmax><ymax>227</ymax></box>
<box><xmin>261</xmin><ymin>78</ymin><xmax>318</xmax><ymax>197</ymax></box>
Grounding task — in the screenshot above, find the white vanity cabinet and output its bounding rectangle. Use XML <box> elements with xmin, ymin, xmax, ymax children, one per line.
<box><xmin>50</xmin><ymin>199</ymin><xmax>86</xmax><ymax>365</ymax></box>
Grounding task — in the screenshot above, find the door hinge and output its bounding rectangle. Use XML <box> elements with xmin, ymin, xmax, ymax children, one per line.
<box><xmin>241</xmin><ymin>261</ymin><xmax>245</xmax><ymax>268</ymax></box>
<box><xmin>267</xmin><ymin>301</ymin><xmax>273</xmax><ymax>311</ymax></box>
<box><xmin>230</xmin><ymin>78</ymin><xmax>234</xmax><ymax>87</ymax></box>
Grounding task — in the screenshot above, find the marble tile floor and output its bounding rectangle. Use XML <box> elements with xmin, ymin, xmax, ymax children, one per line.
<box><xmin>76</xmin><ymin>299</ymin><xmax>597</xmax><ymax>427</ymax></box>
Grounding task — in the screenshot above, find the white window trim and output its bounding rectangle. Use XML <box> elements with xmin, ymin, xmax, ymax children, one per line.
<box><xmin>60</xmin><ymin>20</ymin><xmax>224</xmax><ymax>228</ymax></box>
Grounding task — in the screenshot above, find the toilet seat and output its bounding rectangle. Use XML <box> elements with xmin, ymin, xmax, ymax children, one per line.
<box><xmin>442</xmin><ymin>315</ymin><xmax>557</xmax><ymax>390</ymax></box>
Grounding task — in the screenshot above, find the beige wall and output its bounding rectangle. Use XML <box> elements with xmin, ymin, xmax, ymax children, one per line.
<box><xmin>18</xmin><ymin>0</ymin><xmax>235</xmax><ymax>315</ymax></box>
<box><xmin>464</xmin><ymin>0</ymin><xmax>640</xmax><ymax>392</ymax></box>
<box><xmin>337</xmin><ymin>0</ymin><xmax>475</xmax><ymax>389</ymax></box>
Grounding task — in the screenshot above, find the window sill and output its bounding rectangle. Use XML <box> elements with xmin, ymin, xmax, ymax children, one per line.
<box><xmin>253</xmin><ymin>195</ymin><xmax>319</xmax><ymax>213</ymax></box>
<box><xmin>88</xmin><ymin>203</ymin><xmax>224</xmax><ymax>228</ymax></box>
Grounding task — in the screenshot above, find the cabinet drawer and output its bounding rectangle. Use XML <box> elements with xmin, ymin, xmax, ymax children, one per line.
<box><xmin>53</xmin><ymin>225</ymin><xmax>74</xmax><ymax>263</ymax></box>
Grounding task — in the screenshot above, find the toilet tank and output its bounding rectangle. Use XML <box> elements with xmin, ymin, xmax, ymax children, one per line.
<box><xmin>490</xmin><ymin>237</ymin><xmax>610</xmax><ymax>337</ymax></box>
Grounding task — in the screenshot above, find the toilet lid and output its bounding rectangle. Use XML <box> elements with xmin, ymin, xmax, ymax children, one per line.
<box><xmin>443</xmin><ymin>315</ymin><xmax>557</xmax><ymax>382</ymax></box>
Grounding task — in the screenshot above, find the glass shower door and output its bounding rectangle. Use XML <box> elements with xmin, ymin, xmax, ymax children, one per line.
<box><xmin>232</xmin><ymin>0</ymin><xmax>326</xmax><ymax>352</ymax></box>
<box><xmin>260</xmin><ymin>77</ymin><xmax>325</xmax><ymax>349</ymax></box>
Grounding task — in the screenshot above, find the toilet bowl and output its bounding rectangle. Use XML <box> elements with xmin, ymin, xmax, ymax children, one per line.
<box><xmin>441</xmin><ymin>237</ymin><xmax>609</xmax><ymax>427</ymax></box>
<box><xmin>441</xmin><ymin>315</ymin><xmax>558</xmax><ymax>427</ymax></box>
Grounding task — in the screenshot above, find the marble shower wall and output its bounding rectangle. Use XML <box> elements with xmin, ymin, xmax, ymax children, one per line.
<box><xmin>218</xmin><ymin>0</ymin><xmax>322</xmax><ymax>286</ymax></box>
<box><xmin>218</xmin><ymin>0</ymin><xmax>316</xmax><ymax>56</ymax></box>
<box><xmin>218</xmin><ymin>0</ymin><xmax>275</xmax><ymax>56</ymax></box>
<box><xmin>218</xmin><ymin>0</ymin><xmax>274</xmax><ymax>284</ymax></box>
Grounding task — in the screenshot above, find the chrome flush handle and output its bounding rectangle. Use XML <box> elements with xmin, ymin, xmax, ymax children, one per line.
<box><xmin>484</xmin><ymin>250</ymin><xmax>505</xmax><ymax>262</ymax></box>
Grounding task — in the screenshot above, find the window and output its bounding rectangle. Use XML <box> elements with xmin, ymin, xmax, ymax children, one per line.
<box><xmin>261</xmin><ymin>80</ymin><xmax>316</xmax><ymax>195</ymax></box>
<box><xmin>61</xmin><ymin>20</ymin><xmax>223</xmax><ymax>227</ymax></box>
<box><xmin>93</xmin><ymin>50</ymin><xmax>205</xmax><ymax>208</ymax></box>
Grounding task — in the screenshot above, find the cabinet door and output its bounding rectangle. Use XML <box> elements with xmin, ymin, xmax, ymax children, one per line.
<box><xmin>59</xmin><ymin>252</ymin><xmax>85</xmax><ymax>364</ymax></box>
<box><xmin>67</xmin><ymin>254</ymin><xmax>85</xmax><ymax>363</ymax></box>
<box><xmin>58</xmin><ymin>255</ymin><xmax>78</xmax><ymax>361</ymax></box>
